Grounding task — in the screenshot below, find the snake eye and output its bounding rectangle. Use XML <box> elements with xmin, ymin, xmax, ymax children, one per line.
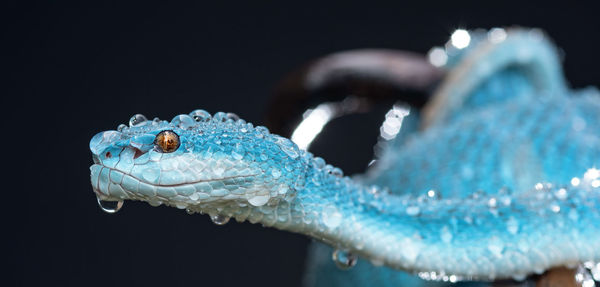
<box><xmin>154</xmin><ymin>130</ymin><xmax>180</xmax><ymax>153</ymax></box>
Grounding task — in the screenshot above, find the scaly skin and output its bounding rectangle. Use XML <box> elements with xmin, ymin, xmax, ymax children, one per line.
<box><xmin>89</xmin><ymin>28</ymin><xmax>600</xmax><ymax>286</ymax></box>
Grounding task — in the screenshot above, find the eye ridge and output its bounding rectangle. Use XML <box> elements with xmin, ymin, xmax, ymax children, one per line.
<box><xmin>154</xmin><ymin>130</ymin><xmax>180</xmax><ymax>153</ymax></box>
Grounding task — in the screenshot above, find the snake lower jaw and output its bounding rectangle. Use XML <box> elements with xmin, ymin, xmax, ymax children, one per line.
<box><xmin>90</xmin><ymin>163</ymin><xmax>280</xmax><ymax>210</ymax></box>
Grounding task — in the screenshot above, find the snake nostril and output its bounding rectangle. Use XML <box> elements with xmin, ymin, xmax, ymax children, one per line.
<box><xmin>132</xmin><ymin>148</ymin><xmax>145</xmax><ymax>160</ymax></box>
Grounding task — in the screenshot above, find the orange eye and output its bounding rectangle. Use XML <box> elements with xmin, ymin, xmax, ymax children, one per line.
<box><xmin>154</xmin><ymin>130</ymin><xmax>180</xmax><ymax>153</ymax></box>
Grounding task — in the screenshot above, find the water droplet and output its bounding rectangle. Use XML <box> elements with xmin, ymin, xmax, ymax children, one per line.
<box><xmin>331</xmin><ymin>168</ymin><xmax>343</xmax><ymax>178</ymax></box>
<box><xmin>226</xmin><ymin>112</ymin><xmax>239</xmax><ymax>121</ymax></box>
<box><xmin>487</xmin><ymin>197</ymin><xmax>497</xmax><ymax>208</ymax></box>
<box><xmin>210</xmin><ymin>214</ymin><xmax>230</xmax><ymax>225</ymax></box>
<box><xmin>468</xmin><ymin>190</ymin><xmax>485</xmax><ymax>200</ymax></box>
<box><xmin>406</xmin><ymin>206</ymin><xmax>420</xmax><ymax>216</ymax></box>
<box><xmin>517</xmin><ymin>239</ymin><xmax>530</xmax><ymax>252</ymax></box>
<box><xmin>585</xmin><ymin>261</ymin><xmax>600</xmax><ymax>281</ymax></box>
<box><xmin>576</xmin><ymin>264</ymin><xmax>596</xmax><ymax>287</ymax></box>
<box><xmin>186</xmin><ymin>208</ymin><xmax>195</xmax><ymax>215</ymax></box>
<box><xmin>248</xmin><ymin>194</ymin><xmax>269</xmax><ymax>206</ymax></box>
<box><xmin>332</xmin><ymin>249</ymin><xmax>357</xmax><ymax>270</ymax></box>
<box><xmin>550</xmin><ymin>204</ymin><xmax>561</xmax><ymax>213</ymax></box>
<box><xmin>271</xmin><ymin>169</ymin><xmax>282</xmax><ymax>179</ymax></box>
<box><xmin>259</xmin><ymin>153</ymin><xmax>268</xmax><ymax>161</ymax></box>
<box><xmin>273</xmin><ymin>136</ymin><xmax>299</xmax><ymax>159</ymax></box>
<box><xmin>426</xmin><ymin>189</ymin><xmax>441</xmax><ymax>200</ymax></box>
<box><xmin>129</xmin><ymin>114</ymin><xmax>148</xmax><ymax>127</ymax></box>
<box><xmin>512</xmin><ymin>273</ymin><xmax>527</xmax><ymax>281</ymax></box>
<box><xmin>171</xmin><ymin>114</ymin><xmax>195</xmax><ymax>129</ymax></box>
<box><xmin>232</xmin><ymin>144</ymin><xmax>245</xmax><ymax>160</ymax></box>
<box><xmin>313</xmin><ymin>157</ymin><xmax>326</xmax><ymax>169</ymax></box>
<box><xmin>506</xmin><ymin>216</ymin><xmax>519</xmax><ymax>234</ymax></box>
<box><xmin>117</xmin><ymin>124</ymin><xmax>128</xmax><ymax>132</ymax></box>
<box><xmin>554</xmin><ymin>188</ymin><xmax>568</xmax><ymax>200</ymax></box>
<box><xmin>487</xmin><ymin>236</ymin><xmax>504</xmax><ymax>257</ymax></box>
<box><xmin>255</xmin><ymin>126</ymin><xmax>269</xmax><ymax>135</ymax></box>
<box><xmin>190</xmin><ymin>109</ymin><xmax>211</xmax><ymax>122</ymax></box>
<box><xmin>322</xmin><ymin>205</ymin><xmax>342</xmax><ymax>228</ymax></box>
<box><xmin>440</xmin><ymin>225</ymin><xmax>453</xmax><ymax>243</ymax></box>
<box><xmin>213</xmin><ymin>112</ymin><xmax>228</xmax><ymax>122</ymax></box>
<box><xmin>97</xmin><ymin>197</ymin><xmax>124</xmax><ymax>213</ymax></box>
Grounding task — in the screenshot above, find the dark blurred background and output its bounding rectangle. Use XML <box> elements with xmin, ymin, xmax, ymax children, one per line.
<box><xmin>5</xmin><ymin>1</ymin><xmax>600</xmax><ymax>286</ymax></box>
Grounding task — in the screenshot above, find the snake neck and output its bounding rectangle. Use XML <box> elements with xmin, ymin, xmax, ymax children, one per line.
<box><xmin>232</xmin><ymin>163</ymin><xmax>407</xmax><ymax>262</ymax></box>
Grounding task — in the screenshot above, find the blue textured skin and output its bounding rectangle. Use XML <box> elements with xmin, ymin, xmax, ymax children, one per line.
<box><xmin>89</xmin><ymin>28</ymin><xmax>600</xmax><ymax>286</ymax></box>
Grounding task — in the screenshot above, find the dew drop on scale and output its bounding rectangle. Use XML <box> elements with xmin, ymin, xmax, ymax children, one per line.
<box><xmin>332</xmin><ymin>249</ymin><xmax>357</xmax><ymax>270</ymax></box>
<box><xmin>171</xmin><ymin>114</ymin><xmax>195</xmax><ymax>129</ymax></box>
<box><xmin>129</xmin><ymin>114</ymin><xmax>148</xmax><ymax>127</ymax></box>
<box><xmin>190</xmin><ymin>109</ymin><xmax>212</xmax><ymax>122</ymax></box>
<box><xmin>210</xmin><ymin>214</ymin><xmax>230</xmax><ymax>225</ymax></box>
<box><xmin>97</xmin><ymin>197</ymin><xmax>124</xmax><ymax>214</ymax></box>
<box><xmin>226</xmin><ymin>112</ymin><xmax>240</xmax><ymax>121</ymax></box>
<box><xmin>575</xmin><ymin>264</ymin><xmax>596</xmax><ymax>287</ymax></box>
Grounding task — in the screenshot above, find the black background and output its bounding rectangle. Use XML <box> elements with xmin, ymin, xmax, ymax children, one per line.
<box><xmin>6</xmin><ymin>1</ymin><xmax>600</xmax><ymax>286</ymax></box>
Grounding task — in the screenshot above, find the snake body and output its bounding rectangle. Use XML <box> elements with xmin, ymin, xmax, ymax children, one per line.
<box><xmin>89</xmin><ymin>28</ymin><xmax>600</xmax><ymax>286</ymax></box>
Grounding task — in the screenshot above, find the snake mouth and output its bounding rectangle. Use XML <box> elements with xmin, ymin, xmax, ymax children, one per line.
<box><xmin>90</xmin><ymin>163</ymin><xmax>258</xmax><ymax>199</ymax></box>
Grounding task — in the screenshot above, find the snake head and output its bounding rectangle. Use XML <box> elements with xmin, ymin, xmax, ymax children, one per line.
<box><xmin>89</xmin><ymin>110</ymin><xmax>309</xmax><ymax>215</ymax></box>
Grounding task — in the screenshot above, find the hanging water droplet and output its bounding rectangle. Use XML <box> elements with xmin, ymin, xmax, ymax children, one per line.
<box><xmin>190</xmin><ymin>109</ymin><xmax>211</xmax><ymax>122</ymax></box>
<box><xmin>97</xmin><ymin>197</ymin><xmax>124</xmax><ymax>213</ymax></box>
<box><xmin>575</xmin><ymin>264</ymin><xmax>596</xmax><ymax>287</ymax></box>
<box><xmin>129</xmin><ymin>114</ymin><xmax>148</xmax><ymax>127</ymax></box>
<box><xmin>584</xmin><ymin>261</ymin><xmax>600</xmax><ymax>281</ymax></box>
<box><xmin>248</xmin><ymin>194</ymin><xmax>269</xmax><ymax>206</ymax></box>
<box><xmin>210</xmin><ymin>214</ymin><xmax>230</xmax><ymax>225</ymax></box>
<box><xmin>332</xmin><ymin>249</ymin><xmax>357</xmax><ymax>270</ymax></box>
<box><xmin>186</xmin><ymin>208</ymin><xmax>195</xmax><ymax>215</ymax></box>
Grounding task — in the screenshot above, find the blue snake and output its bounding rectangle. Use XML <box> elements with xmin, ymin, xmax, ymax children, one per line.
<box><xmin>89</xmin><ymin>28</ymin><xmax>600</xmax><ymax>286</ymax></box>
